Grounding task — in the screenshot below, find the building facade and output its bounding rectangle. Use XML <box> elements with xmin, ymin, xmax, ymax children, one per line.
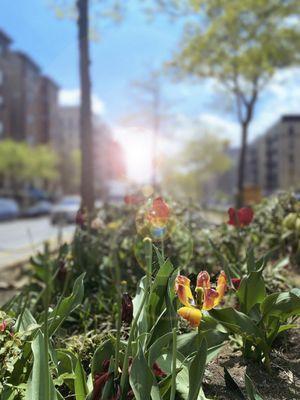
<box><xmin>0</xmin><ymin>29</ymin><xmax>59</xmax><ymax>144</ymax></box>
<box><xmin>58</xmin><ymin>105</ymin><xmax>126</xmax><ymax>197</ymax></box>
<box><xmin>246</xmin><ymin>115</ymin><xmax>300</xmax><ymax>194</ymax></box>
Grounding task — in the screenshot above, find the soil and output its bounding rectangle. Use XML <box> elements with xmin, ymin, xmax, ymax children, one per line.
<box><xmin>204</xmin><ymin>328</ymin><xmax>300</xmax><ymax>400</ymax></box>
<box><xmin>0</xmin><ymin>263</ymin><xmax>27</xmax><ymax>306</ymax></box>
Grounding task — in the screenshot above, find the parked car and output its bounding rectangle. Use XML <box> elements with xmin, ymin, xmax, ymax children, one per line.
<box><xmin>24</xmin><ymin>201</ymin><xmax>52</xmax><ymax>218</ymax></box>
<box><xmin>0</xmin><ymin>198</ymin><xmax>20</xmax><ymax>221</ymax></box>
<box><xmin>51</xmin><ymin>196</ymin><xmax>81</xmax><ymax>224</ymax></box>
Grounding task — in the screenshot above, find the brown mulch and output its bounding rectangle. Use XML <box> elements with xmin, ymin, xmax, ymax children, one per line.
<box><xmin>203</xmin><ymin>327</ymin><xmax>300</xmax><ymax>400</ymax></box>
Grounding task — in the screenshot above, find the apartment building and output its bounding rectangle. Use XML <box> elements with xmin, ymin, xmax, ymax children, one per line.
<box><xmin>58</xmin><ymin>105</ymin><xmax>126</xmax><ymax>196</ymax></box>
<box><xmin>0</xmin><ymin>29</ymin><xmax>59</xmax><ymax>143</ymax></box>
<box><xmin>246</xmin><ymin>115</ymin><xmax>300</xmax><ymax>194</ymax></box>
<box><xmin>0</xmin><ymin>29</ymin><xmax>12</xmax><ymax>138</ymax></box>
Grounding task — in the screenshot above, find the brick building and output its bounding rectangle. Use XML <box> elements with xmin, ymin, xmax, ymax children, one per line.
<box><xmin>246</xmin><ymin>115</ymin><xmax>300</xmax><ymax>194</ymax></box>
<box><xmin>0</xmin><ymin>29</ymin><xmax>59</xmax><ymax>144</ymax></box>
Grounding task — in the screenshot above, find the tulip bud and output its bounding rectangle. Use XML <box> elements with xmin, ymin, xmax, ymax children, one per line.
<box><xmin>296</xmin><ymin>217</ymin><xmax>300</xmax><ymax>234</ymax></box>
<box><xmin>0</xmin><ymin>320</ymin><xmax>7</xmax><ymax>332</ymax></box>
<box><xmin>75</xmin><ymin>208</ymin><xmax>86</xmax><ymax>228</ymax></box>
<box><xmin>231</xmin><ymin>278</ymin><xmax>241</xmax><ymax>290</ymax></box>
<box><xmin>121</xmin><ymin>293</ymin><xmax>133</xmax><ymax>325</ymax></box>
<box><xmin>57</xmin><ymin>259</ymin><xmax>67</xmax><ymax>282</ymax></box>
<box><xmin>283</xmin><ymin>213</ymin><xmax>297</xmax><ymax>230</ymax></box>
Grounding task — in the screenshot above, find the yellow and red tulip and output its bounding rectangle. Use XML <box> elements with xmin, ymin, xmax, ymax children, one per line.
<box><xmin>175</xmin><ymin>270</ymin><xmax>227</xmax><ymax>327</ymax></box>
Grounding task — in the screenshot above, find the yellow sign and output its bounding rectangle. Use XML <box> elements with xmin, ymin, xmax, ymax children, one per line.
<box><xmin>243</xmin><ymin>186</ymin><xmax>262</xmax><ymax>205</ymax></box>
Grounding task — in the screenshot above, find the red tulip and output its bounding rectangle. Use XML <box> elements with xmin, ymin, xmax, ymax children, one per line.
<box><xmin>124</xmin><ymin>194</ymin><xmax>144</xmax><ymax>205</ymax></box>
<box><xmin>228</xmin><ymin>207</ymin><xmax>254</xmax><ymax>227</ymax></box>
<box><xmin>0</xmin><ymin>320</ymin><xmax>7</xmax><ymax>332</ymax></box>
<box><xmin>231</xmin><ymin>278</ymin><xmax>241</xmax><ymax>290</ymax></box>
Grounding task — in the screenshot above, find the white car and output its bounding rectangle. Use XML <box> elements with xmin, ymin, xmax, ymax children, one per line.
<box><xmin>0</xmin><ymin>198</ymin><xmax>20</xmax><ymax>221</ymax></box>
<box><xmin>51</xmin><ymin>196</ymin><xmax>81</xmax><ymax>224</ymax></box>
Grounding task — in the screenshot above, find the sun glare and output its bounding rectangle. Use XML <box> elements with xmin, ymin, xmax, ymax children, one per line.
<box><xmin>114</xmin><ymin>127</ymin><xmax>153</xmax><ymax>183</ymax></box>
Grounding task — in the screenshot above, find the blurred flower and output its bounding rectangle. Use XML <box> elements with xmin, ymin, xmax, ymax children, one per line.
<box><xmin>124</xmin><ymin>194</ymin><xmax>144</xmax><ymax>205</ymax></box>
<box><xmin>228</xmin><ymin>207</ymin><xmax>254</xmax><ymax>227</ymax></box>
<box><xmin>175</xmin><ymin>271</ymin><xmax>227</xmax><ymax>327</ymax></box>
<box><xmin>75</xmin><ymin>208</ymin><xmax>86</xmax><ymax>228</ymax></box>
<box><xmin>121</xmin><ymin>293</ymin><xmax>133</xmax><ymax>325</ymax></box>
<box><xmin>147</xmin><ymin>197</ymin><xmax>170</xmax><ymax>227</ymax></box>
<box><xmin>107</xmin><ymin>220</ymin><xmax>122</xmax><ymax>230</ymax></box>
<box><xmin>91</xmin><ymin>216</ymin><xmax>104</xmax><ymax>230</ymax></box>
<box><xmin>0</xmin><ymin>320</ymin><xmax>7</xmax><ymax>332</ymax></box>
<box><xmin>231</xmin><ymin>278</ymin><xmax>241</xmax><ymax>290</ymax></box>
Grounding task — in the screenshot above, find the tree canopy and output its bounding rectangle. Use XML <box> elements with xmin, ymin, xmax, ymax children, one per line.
<box><xmin>161</xmin><ymin>133</ymin><xmax>231</xmax><ymax>200</ymax></box>
<box><xmin>0</xmin><ymin>140</ymin><xmax>59</xmax><ymax>193</ymax></box>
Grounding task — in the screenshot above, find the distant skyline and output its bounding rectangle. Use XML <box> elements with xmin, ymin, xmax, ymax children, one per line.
<box><xmin>1</xmin><ymin>0</ymin><xmax>300</xmax><ymax>151</ymax></box>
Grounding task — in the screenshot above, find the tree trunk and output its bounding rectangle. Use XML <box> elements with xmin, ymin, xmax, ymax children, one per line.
<box><xmin>236</xmin><ymin>122</ymin><xmax>248</xmax><ymax>207</ymax></box>
<box><xmin>77</xmin><ymin>0</ymin><xmax>94</xmax><ymax>211</ymax></box>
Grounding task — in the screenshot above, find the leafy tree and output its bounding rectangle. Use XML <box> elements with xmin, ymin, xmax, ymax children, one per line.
<box><xmin>163</xmin><ymin>0</ymin><xmax>300</xmax><ymax>205</ymax></box>
<box><xmin>0</xmin><ymin>140</ymin><xmax>59</xmax><ymax>194</ymax></box>
<box><xmin>161</xmin><ymin>133</ymin><xmax>231</xmax><ymax>200</ymax></box>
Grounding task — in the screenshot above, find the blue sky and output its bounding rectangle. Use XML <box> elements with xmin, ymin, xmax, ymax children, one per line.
<box><xmin>1</xmin><ymin>0</ymin><xmax>300</xmax><ymax>154</ymax></box>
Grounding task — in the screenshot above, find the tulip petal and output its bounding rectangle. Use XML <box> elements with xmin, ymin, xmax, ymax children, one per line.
<box><xmin>196</xmin><ymin>271</ymin><xmax>211</xmax><ymax>290</ymax></box>
<box><xmin>216</xmin><ymin>271</ymin><xmax>227</xmax><ymax>299</ymax></box>
<box><xmin>203</xmin><ymin>288</ymin><xmax>219</xmax><ymax>310</ymax></box>
<box><xmin>175</xmin><ymin>276</ymin><xmax>195</xmax><ymax>307</ymax></box>
<box><xmin>177</xmin><ymin>306</ymin><xmax>202</xmax><ymax>327</ymax></box>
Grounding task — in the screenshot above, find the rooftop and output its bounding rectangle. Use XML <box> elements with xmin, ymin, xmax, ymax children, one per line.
<box><xmin>0</xmin><ymin>28</ymin><xmax>12</xmax><ymax>45</ymax></box>
<box><xmin>281</xmin><ymin>115</ymin><xmax>300</xmax><ymax>123</ymax></box>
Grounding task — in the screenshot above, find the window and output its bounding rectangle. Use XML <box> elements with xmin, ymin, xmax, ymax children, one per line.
<box><xmin>288</xmin><ymin>126</ymin><xmax>294</xmax><ymax>136</ymax></box>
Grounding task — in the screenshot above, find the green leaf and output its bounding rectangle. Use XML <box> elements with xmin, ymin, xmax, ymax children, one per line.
<box><xmin>237</xmin><ymin>270</ymin><xmax>266</xmax><ymax>313</ymax></box>
<box><xmin>133</xmin><ymin>276</ymin><xmax>148</xmax><ymax>335</ymax></box>
<box><xmin>209</xmin><ymin>308</ymin><xmax>265</xmax><ymax>343</ymax></box>
<box><xmin>246</xmin><ymin>247</ymin><xmax>256</xmax><ymax>274</ymax></box>
<box><xmin>91</xmin><ymin>339</ymin><xmax>115</xmax><ymax>376</ymax></box>
<box><xmin>48</xmin><ymin>273</ymin><xmax>85</xmax><ymax>336</ymax></box>
<box><xmin>187</xmin><ymin>338</ymin><xmax>207</xmax><ymax>400</ymax></box>
<box><xmin>245</xmin><ymin>373</ymin><xmax>264</xmax><ymax>400</ymax></box>
<box><xmin>147</xmin><ymin>260</ymin><xmax>174</xmax><ymax>328</ymax></box>
<box><xmin>224</xmin><ymin>367</ymin><xmax>245</xmax><ymax>400</ymax></box>
<box><xmin>74</xmin><ymin>359</ymin><xmax>88</xmax><ymax>400</ymax></box>
<box><xmin>209</xmin><ymin>240</ymin><xmax>233</xmax><ymax>284</ymax></box>
<box><xmin>129</xmin><ymin>343</ymin><xmax>154</xmax><ymax>400</ymax></box>
<box><xmin>260</xmin><ymin>291</ymin><xmax>300</xmax><ymax>320</ymax></box>
<box><xmin>148</xmin><ymin>332</ymin><xmax>173</xmax><ymax>366</ymax></box>
<box><xmin>25</xmin><ymin>331</ymin><xmax>57</xmax><ymax>400</ymax></box>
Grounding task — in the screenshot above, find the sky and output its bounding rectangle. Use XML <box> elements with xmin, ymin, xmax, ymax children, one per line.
<box><xmin>1</xmin><ymin>0</ymin><xmax>300</xmax><ymax>181</ymax></box>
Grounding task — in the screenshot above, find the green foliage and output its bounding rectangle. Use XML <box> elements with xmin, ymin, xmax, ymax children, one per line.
<box><xmin>0</xmin><ymin>140</ymin><xmax>59</xmax><ymax>193</ymax></box>
<box><xmin>209</xmin><ymin>250</ymin><xmax>300</xmax><ymax>367</ymax></box>
<box><xmin>1</xmin><ymin>194</ymin><xmax>299</xmax><ymax>399</ymax></box>
<box><xmin>170</xmin><ymin>0</ymin><xmax>300</xmax><ymax>113</ymax></box>
<box><xmin>161</xmin><ymin>134</ymin><xmax>231</xmax><ymax>200</ymax></box>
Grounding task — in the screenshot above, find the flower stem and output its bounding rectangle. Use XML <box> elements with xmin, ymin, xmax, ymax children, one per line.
<box><xmin>114</xmin><ymin>250</ymin><xmax>122</xmax><ymax>377</ymax></box>
<box><xmin>170</xmin><ymin>327</ymin><xmax>177</xmax><ymax>400</ymax></box>
<box><xmin>120</xmin><ymin>238</ymin><xmax>152</xmax><ymax>397</ymax></box>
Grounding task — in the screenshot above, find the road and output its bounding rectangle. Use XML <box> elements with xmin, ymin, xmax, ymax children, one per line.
<box><xmin>0</xmin><ymin>217</ymin><xmax>75</xmax><ymax>270</ymax></box>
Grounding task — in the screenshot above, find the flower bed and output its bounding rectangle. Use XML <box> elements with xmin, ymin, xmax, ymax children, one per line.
<box><xmin>0</xmin><ymin>193</ymin><xmax>299</xmax><ymax>399</ymax></box>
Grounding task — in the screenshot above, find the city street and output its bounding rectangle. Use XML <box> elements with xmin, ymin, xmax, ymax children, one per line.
<box><xmin>0</xmin><ymin>217</ymin><xmax>75</xmax><ymax>270</ymax></box>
